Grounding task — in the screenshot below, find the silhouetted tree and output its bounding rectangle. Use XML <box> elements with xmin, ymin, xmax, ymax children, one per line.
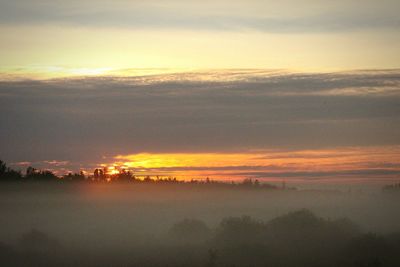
<box><xmin>169</xmin><ymin>219</ymin><xmax>211</xmax><ymax>244</ymax></box>
<box><xmin>382</xmin><ymin>182</ymin><xmax>400</xmax><ymax>193</ymax></box>
<box><xmin>0</xmin><ymin>160</ymin><xmax>22</xmax><ymax>181</ymax></box>
<box><xmin>93</xmin><ymin>168</ymin><xmax>106</xmax><ymax>181</ymax></box>
<box><xmin>0</xmin><ymin>160</ymin><xmax>6</xmax><ymax>175</ymax></box>
<box><xmin>116</xmin><ymin>169</ymin><xmax>133</xmax><ymax>182</ymax></box>
<box><xmin>26</xmin><ymin>166</ymin><xmax>37</xmax><ymax>177</ymax></box>
<box><xmin>215</xmin><ymin>216</ymin><xmax>265</xmax><ymax>246</ymax></box>
<box><xmin>63</xmin><ymin>171</ymin><xmax>85</xmax><ymax>182</ymax></box>
<box><xmin>25</xmin><ymin>167</ymin><xmax>57</xmax><ymax>181</ymax></box>
<box><xmin>345</xmin><ymin>233</ymin><xmax>389</xmax><ymax>267</ymax></box>
<box><xmin>143</xmin><ymin>175</ymin><xmax>153</xmax><ymax>183</ymax></box>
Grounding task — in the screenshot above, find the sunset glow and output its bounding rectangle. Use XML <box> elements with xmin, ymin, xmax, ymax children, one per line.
<box><xmin>1</xmin><ymin>0</ymin><xmax>399</xmax><ymax>187</ymax></box>
<box><xmin>2</xmin><ymin>1</ymin><xmax>400</xmax><ymax>266</ymax></box>
<box><xmin>93</xmin><ymin>146</ymin><xmax>400</xmax><ymax>183</ymax></box>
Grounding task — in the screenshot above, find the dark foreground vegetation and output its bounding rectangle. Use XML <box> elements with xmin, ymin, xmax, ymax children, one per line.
<box><xmin>0</xmin><ymin>160</ymin><xmax>285</xmax><ymax>190</ymax></box>
<box><xmin>382</xmin><ymin>183</ymin><xmax>400</xmax><ymax>193</ymax></box>
<box><xmin>0</xmin><ymin>209</ymin><xmax>399</xmax><ymax>267</ymax></box>
<box><xmin>2</xmin><ymin>159</ymin><xmax>400</xmax><ymax>266</ymax></box>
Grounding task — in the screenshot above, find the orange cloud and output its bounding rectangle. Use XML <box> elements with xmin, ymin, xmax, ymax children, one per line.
<box><xmin>105</xmin><ymin>146</ymin><xmax>400</xmax><ymax>182</ymax></box>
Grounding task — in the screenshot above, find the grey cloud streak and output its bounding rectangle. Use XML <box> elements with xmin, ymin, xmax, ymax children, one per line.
<box><xmin>0</xmin><ymin>0</ymin><xmax>399</xmax><ymax>32</ymax></box>
<box><xmin>0</xmin><ymin>70</ymin><xmax>400</xmax><ymax>165</ymax></box>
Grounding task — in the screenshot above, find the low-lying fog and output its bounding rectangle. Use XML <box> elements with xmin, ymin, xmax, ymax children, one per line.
<box><xmin>0</xmin><ymin>183</ymin><xmax>399</xmax><ymax>267</ymax></box>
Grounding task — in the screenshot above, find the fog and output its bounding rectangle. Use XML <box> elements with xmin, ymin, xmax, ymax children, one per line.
<box><xmin>0</xmin><ymin>183</ymin><xmax>399</xmax><ymax>266</ymax></box>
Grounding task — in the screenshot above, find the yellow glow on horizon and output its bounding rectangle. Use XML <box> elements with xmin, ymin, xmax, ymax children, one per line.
<box><xmin>111</xmin><ymin>146</ymin><xmax>400</xmax><ymax>176</ymax></box>
<box><xmin>0</xmin><ymin>66</ymin><xmax>196</xmax><ymax>80</ymax></box>
<box><xmin>1</xmin><ymin>25</ymin><xmax>399</xmax><ymax>74</ymax></box>
<box><xmin>107</xmin><ymin>166</ymin><xmax>120</xmax><ymax>175</ymax></box>
<box><xmin>115</xmin><ymin>153</ymin><xmax>264</xmax><ymax>169</ymax></box>
<box><xmin>68</xmin><ymin>67</ymin><xmax>113</xmax><ymax>76</ymax></box>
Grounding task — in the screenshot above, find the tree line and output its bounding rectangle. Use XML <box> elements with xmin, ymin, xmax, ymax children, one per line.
<box><xmin>166</xmin><ymin>209</ymin><xmax>400</xmax><ymax>267</ymax></box>
<box><xmin>1</xmin><ymin>209</ymin><xmax>399</xmax><ymax>267</ymax></box>
<box><xmin>382</xmin><ymin>182</ymin><xmax>400</xmax><ymax>193</ymax></box>
<box><xmin>0</xmin><ymin>160</ymin><xmax>282</xmax><ymax>189</ymax></box>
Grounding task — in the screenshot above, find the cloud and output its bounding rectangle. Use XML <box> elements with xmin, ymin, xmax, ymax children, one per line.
<box><xmin>0</xmin><ymin>0</ymin><xmax>399</xmax><ymax>32</ymax></box>
<box><xmin>1</xmin><ymin>69</ymin><xmax>399</xmax><ymax>168</ymax></box>
<box><xmin>43</xmin><ymin>160</ymin><xmax>69</xmax><ymax>166</ymax></box>
<box><xmin>2</xmin><ymin>68</ymin><xmax>399</xmax><ymax>183</ymax></box>
<box><xmin>105</xmin><ymin>145</ymin><xmax>400</xmax><ymax>182</ymax></box>
<box><xmin>14</xmin><ymin>161</ymin><xmax>31</xmax><ymax>166</ymax></box>
<box><xmin>230</xmin><ymin>169</ymin><xmax>400</xmax><ymax>182</ymax></box>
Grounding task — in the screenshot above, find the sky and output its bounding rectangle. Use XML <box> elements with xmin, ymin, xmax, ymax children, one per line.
<box><xmin>0</xmin><ymin>0</ymin><xmax>400</xmax><ymax>71</ymax></box>
<box><xmin>0</xmin><ymin>0</ymin><xmax>399</xmax><ymax>186</ymax></box>
<box><xmin>1</xmin><ymin>70</ymin><xmax>400</xmax><ymax>185</ymax></box>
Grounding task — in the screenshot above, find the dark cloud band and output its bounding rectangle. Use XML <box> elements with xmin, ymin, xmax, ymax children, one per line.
<box><xmin>1</xmin><ymin>70</ymin><xmax>399</xmax><ymax>166</ymax></box>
